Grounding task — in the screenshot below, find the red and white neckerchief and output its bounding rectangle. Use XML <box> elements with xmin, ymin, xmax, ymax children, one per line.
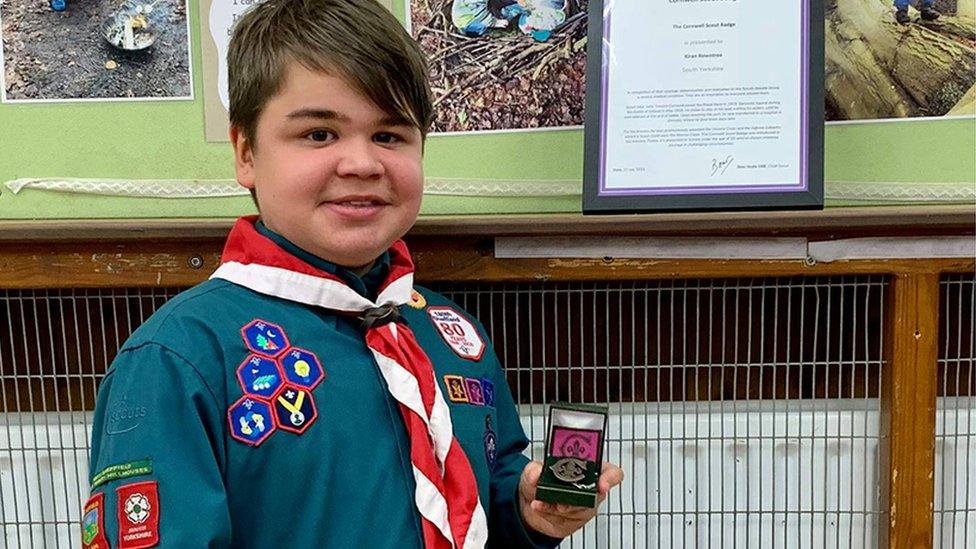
<box><xmin>212</xmin><ymin>216</ymin><xmax>488</xmax><ymax>549</ymax></box>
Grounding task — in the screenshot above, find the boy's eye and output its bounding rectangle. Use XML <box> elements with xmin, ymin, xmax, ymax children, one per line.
<box><xmin>305</xmin><ymin>130</ymin><xmax>336</xmax><ymax>143</ymax></box>
<box><xmin>373</xmin><ymin>132</ymin><xmax>403</xmax><ymax>144</ymax></box>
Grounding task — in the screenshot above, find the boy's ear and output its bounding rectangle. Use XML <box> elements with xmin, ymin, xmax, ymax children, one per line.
<box><xmin>230</xmin><ymin>125</ymin><xmax>256</xmax><ymax>190</ymax></box>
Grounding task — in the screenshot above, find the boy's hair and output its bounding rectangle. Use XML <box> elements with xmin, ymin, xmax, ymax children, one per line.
<box><xmin>228</xmin><ymin>0</ymin><xmax>434</xmax><ymax>151</ymax></box>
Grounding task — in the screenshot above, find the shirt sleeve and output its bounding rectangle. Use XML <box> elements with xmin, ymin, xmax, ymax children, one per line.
<box><xmin>485</xmin><ymin>351</ymin><xmax>563</xmax><ymax>549</ymax></box>
<box><xmin>86</xmin><ymin>342</ymin><xmax>231</xmax><ymax>548</ymax></box>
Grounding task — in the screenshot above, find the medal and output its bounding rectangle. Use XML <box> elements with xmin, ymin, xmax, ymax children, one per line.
<box><xmin>549</xmin><ymin>457</ymin><xmax>587</xmax><ymax>483</ymax></box>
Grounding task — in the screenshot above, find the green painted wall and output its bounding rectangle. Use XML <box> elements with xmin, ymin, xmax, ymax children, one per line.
<box><xmin>0</xmin><ymin>0</ymin><xmax>973</xmax><ymax>220</ymax></box>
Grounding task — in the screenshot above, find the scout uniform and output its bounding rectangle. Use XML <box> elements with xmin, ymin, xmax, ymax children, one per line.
<box><xmin>83</xmin><ymin>217</ymin><xmax>561</xmax><ymax>549</ymax></box>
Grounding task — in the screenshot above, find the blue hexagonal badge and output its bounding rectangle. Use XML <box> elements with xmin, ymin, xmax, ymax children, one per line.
<box><xmin>273</xmin><ymin>385</ymin><xmax>318</xmax><ymax>434</ymax></box>
<box><xmin>237</xmin><ymin>355</ymin><xmax>285</xmax><ymax>398</ymax></box>
<box><xmin>241</xmin><ymin>319</ymin><xmax>290</xmax><ymax>358</ymax></box>
<box><xmin>278</xmin><ymin>347</ymin><xmax>324</xmax><ymax>389</ymax></box>
<box><xmin>228</xmin><ymin>397</ymin><xmax>276</xmax><ymax>446</ymax></box>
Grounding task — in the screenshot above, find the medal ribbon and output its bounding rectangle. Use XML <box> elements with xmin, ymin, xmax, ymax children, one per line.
<box><xmin>212</xmin><ymin>216</ymin><xmax>487</xmax><ymax>549</ymax></box>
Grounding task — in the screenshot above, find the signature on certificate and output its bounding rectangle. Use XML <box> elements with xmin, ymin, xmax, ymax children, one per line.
<box><xmin>711</xmin><ymin>155</ymin><xmax>734</xmax><ymax>176</ymax></box>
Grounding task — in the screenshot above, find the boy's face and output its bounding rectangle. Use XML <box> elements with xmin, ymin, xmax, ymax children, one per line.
<box><xmin>232</xmin><ymin>63</ymin><xmax>424</xmax><ymax>270</ymax></box>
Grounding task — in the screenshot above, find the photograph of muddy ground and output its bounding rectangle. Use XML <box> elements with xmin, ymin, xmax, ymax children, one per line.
<box><xmin>825</xmin><ymin>0</ymin><xmax>975</xmax><ymax>121</ymax></box>
<box><xmin>409</xmin><ymin>0</ymin><xmax>586</xmax><ymax>133</ymax></box>
<box><xmin>1</xmin><ymin>0</ymin><xmax>191</xmax><ymax>101</ymax></box>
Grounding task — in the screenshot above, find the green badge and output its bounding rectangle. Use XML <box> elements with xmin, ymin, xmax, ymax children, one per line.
<box><xmin>91</xmin><ymin>459</ymin><xmax>153</xmax><ymax>488</ymax></box>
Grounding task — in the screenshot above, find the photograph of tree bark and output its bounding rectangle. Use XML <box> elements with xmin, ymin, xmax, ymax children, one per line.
<box><xmin>408</xmin><ymin>0</ymin><xmax>587</xmax><ymax>133</ymax></box>
<box><xmin>826</xmin><ymin>0</ymin><xmax>975</xmax><ymax>121</ymax></box>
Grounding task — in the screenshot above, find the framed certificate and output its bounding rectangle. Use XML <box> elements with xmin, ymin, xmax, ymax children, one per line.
<box><xmin>583</xmin><ymin>0</ymin><xmax>824</xmax><ymax>214</ymax></box>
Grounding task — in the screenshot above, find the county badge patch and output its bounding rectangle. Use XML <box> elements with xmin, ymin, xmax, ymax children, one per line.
<box><xmin>116</xmin><ymin>481</ymin><xmax>160</xmax><ymax>548</ymax></box>
<box><xmin>81</xmin><ymin>492</ymin><xmax>109</xmax><ymax>549</ymax></box>
<box><xmin>428</xmin><ymin>306</ymin><xmax>485</xmax><ymax>361</ymax></box>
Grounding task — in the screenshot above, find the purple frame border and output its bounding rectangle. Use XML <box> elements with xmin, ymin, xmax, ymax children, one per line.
<box><xmin>598</xmin><ymin>1</ymin><xmax>810</xmax><ymax>197</ymax></box>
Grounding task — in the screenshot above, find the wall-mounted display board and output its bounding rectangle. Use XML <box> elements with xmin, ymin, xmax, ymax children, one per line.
<box><xmin>583</xmin><ymin>0</ymin><xmax>825</xmax><ymax>213</ymax></box>
<box><xmin>0</xmin><ymin>0</ymin><xmax>972</xmax><ymax>221</ymax></box>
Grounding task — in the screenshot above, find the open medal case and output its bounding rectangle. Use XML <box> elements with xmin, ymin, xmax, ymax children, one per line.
<box><xmin>536</xmin><ymin>402</ymin><xmax>609</xmax><ymax>508</ymax></box>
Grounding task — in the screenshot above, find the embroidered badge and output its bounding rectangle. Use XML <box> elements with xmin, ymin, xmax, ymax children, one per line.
<box><xmin>427</xmin><ymin>307</ymin><xmax>485</xmax><ymax>361</ymax></box>
<box><xmin>228</xmin><ymin>397</ymin><xmax>276</xmax><ymax>446</ymax></box>
<box><xmin>407</xmin><ymin>289</ymin><xmax>427</xmax><ymax>309</ymax></box>
<box><xmin>552</xmin><ymin>427</ymin><xmax>601</xmax><ymax>461</ymax></box>
<box><xmin>91</xmin><ymin>459</ymin><xmax>153</xmax><ymax>489</ymax></box>
<box><xmin>81</xmin><ymin>492</ymin><xmax>109</xmax><ymax>549</ymax></box>
<box><xmin>465</xmin><ymin>378</ymin><xmax>485</xmax><ymax>406</ymax></box>
<box><xmin>480</xmin><ymin>378</ymin><xmax>495</xmax><ymax>408</ymax></box>
<box><xmin>483</xmin><ymin>415</ymin><xmax>497</xmax><ymax>471</ymax></box>
<box><xmin>116</xmin><ymin>481</ymin><xmax>159</xmax><ymax>548</ymax></box>
<box><xmin>444</xmin><ymin>375</ymin><xmax>469</xmax><ymax>403</ymax></box>
<box><xmin>279</xmin><ymin>347</ymin><xmax>324</xmax><ymax>390</ymax></box>
<box><xmin>241</xmin><ymin>319</ymin><xmax>290</xmax><ymax>358</ymax></box>
<box><xmin>104</xmin><ymin>395</ymin><xmax>148</xmax><ymax>436</ymax></box>
<box><xmin>236</xmin><ymin>355</ymin><xmax>285</xmax><ymax>398</ymax></box>
<box><xmin>273</xmin><ymin>385</ymin><xmax>318</xmax><ymax>434</ymax></box>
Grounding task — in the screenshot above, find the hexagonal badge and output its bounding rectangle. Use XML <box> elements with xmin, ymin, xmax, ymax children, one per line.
<box><xmin>278</xmin><ymin>347</ymin><xmax>324</xmax><ymax>389</ymax></box>
<box><xmin>241</xmin><ymin>319</ymin><xmax>290</xmax><ymax>357</ymax></box>
<box><xmin>237</xmin><ymin>355</ymin><xmax>285</xmax><ymax>398</ymax></box>
<box><xmin>228</xmin><ymin>397</ymin><xmax>276</xmax><ymax>446</ymax></box>
<box><xmin>273</xmin><ymin>385</ymin><xmax>318</xmax><ymax>434</ymax></box>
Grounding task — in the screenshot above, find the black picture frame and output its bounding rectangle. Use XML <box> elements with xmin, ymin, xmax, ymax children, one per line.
<box><xmin>582</xmin><ymin>0</ymin><xmax>825</xmax><ymax>214</ymax></box>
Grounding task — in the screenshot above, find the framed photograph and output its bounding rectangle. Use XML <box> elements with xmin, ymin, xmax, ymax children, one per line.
<box><xmin>582</xmin><ymin>0</ymin><xmax>824</xmax><ymax>214</ymax></box>
<box><xmin>1</xmin><ymin>0</ymin><xmax>193</xmax><ymax>103</ymax></box>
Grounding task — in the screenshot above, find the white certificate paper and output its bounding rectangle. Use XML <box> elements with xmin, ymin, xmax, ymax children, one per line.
<box><xmin>598</xmin><ymin>0</ymin><xmax>808</xmax><ymax>195</ymax></box>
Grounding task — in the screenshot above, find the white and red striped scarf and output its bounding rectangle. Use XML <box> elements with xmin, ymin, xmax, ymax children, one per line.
<box><xmin>211</xmin><ymin>216</ymin><xmax>488</xmax><ymax>549</ymax></box>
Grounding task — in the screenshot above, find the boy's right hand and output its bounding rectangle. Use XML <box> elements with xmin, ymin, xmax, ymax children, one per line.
<box><xmin>517</xmin><ymin>460</ymin><xmax>624</xmax><ymax>539</ymax></box>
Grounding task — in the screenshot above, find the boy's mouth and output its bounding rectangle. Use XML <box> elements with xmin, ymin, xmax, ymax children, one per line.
<box><xmin>324</xmin><ymin>195</ymin><xmax>390</xmax><ymax>219</ymax></box>
<box><xmin>325</xmin><ymin>195</ymin><xmax>389</xmax><ymax>207</ymax></box>
<box><xmin>334</xmin><ymin>200</ymin><xmax>383</xmax><ymax>207</ymax></box>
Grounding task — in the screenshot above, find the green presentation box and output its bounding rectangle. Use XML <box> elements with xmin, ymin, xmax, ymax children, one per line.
<box><xmin>535</xmin><ymin>402</ymin><xmax>608</xmax><ymax>508</ymax></box>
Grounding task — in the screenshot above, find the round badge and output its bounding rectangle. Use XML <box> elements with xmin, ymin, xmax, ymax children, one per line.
<box><xmin>408</xmin><ymin>289</ymin><xmax>427</xmax><ymax>309</ymax></box>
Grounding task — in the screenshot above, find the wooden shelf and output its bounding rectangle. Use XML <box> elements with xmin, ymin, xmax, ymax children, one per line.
<box><xmin>0</xmin><ymin>204</ymin><xmax>973</xmax><ymax>241</ymax></box>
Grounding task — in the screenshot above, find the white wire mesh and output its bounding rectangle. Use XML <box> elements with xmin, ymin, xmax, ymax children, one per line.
<box><xmin>0</xmin><ymin>276</ymin><xmax>972</xmax><ymax>548</ymax></box>
<box><xmin>935</xmin><ymin>275</ymin><xmax>976</xmax><ymax>549</ymax></box>
<box><xmin>435</xmin><ymin>277</ymin><xmax>896</xmax><ymax>548</ymax></box>
<box><xmin>0</xmin><ymin>288</ymin><xmax>181</xmax><ymax>548</ymax></box>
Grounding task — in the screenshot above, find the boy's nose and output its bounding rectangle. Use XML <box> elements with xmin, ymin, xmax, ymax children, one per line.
<box><xmin>335</xmin><ymin>139</ymin><xmax>384</xmax><ymax>179</ymax></box>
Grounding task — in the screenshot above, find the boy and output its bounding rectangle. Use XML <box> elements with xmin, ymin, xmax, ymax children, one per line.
<box><xmin>83</xmin><ymin>0</ymin><xmax>622</xmax><ymax>547</ymax></box>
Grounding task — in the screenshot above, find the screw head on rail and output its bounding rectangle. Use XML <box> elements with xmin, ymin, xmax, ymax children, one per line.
<box><xmin>188</xmin><ymin>255</ymin><xmax>204</xmax><ymax>269</ymax></box>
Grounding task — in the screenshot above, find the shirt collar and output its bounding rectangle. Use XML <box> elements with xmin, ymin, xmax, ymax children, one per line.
<box><xmin>254</xmin><ymin>220</ymin><xmax>390</xmax><ymax>301</ymax></box>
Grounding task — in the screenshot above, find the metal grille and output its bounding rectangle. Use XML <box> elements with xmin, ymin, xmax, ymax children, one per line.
<box><xmin>434</xmin><ymin>277</ymin><xmax>890</xmax><ymax>548</ymax></box>
<box><xmin>935</xmin><ymin>274</ymin><xmax>976</xmax><ymax>548</ymax></box>
<box><xmin>0</xmin><ymin>288</ymin><xmax>182</xmax><ymax>548</ymax></box>
<box><xmin>0</xmin><ymin>276</ymin><xmax>973</xmax><ymax>547</ymax></box>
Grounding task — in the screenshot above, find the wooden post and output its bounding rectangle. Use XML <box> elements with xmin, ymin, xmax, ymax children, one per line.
<box><xmin>879</xmin><ymin>272</ymin><xmax>940</xmax><ymax>548</ymax></box>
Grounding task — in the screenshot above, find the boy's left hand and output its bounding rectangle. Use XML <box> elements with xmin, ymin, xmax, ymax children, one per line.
<box><xmin>517</xmin><ymin>460</ymin><xmax>624</xmax><ymax>539</ymax></box>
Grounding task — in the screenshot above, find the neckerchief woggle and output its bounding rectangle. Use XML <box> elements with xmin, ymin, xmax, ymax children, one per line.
<box><xmin>212</xmin><ymin>216</ymin><xmax>488</xmax><ymax>549</ymax></box>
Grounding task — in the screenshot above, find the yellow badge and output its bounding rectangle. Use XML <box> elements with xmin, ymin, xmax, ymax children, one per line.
<box><xmin>443</xmin><ymin>375</ymin><xmax>469</xmax><ymax>403</ymax></box>
<box><xmin>407</xmin><ymin>289</ymin><xmax>427</xmax><ymax>310</ymax></box>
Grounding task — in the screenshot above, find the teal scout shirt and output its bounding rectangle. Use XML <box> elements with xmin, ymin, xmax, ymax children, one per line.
<box><xmin>87</xmin><ymin>226</ymin><xmax>562</xmax><ymax>548</ymax></box>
